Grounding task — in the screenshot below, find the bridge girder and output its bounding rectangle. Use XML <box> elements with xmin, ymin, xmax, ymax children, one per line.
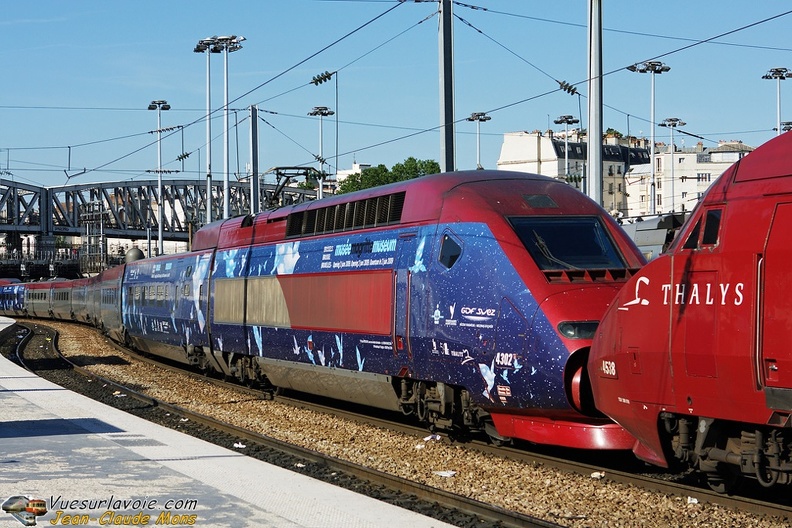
<box><xmin>0</xmin><ymin>178</ymin><xmax>316</xmax><ymax>242</ymax></box>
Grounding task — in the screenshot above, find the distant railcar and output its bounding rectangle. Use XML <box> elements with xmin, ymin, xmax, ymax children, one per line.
<box><xmin>0</xmin><ymin>282</ymin><xmax>25</xmax><ymax>316</ymax></box>
<box><xmin>50</xmin><ymin>279</ymin><xmax>74</xmax><ymax>320</ymax></box>
<box><xmin>25</xmin><ymin>282</ymin><xmax>51</xmax><ymax>318</ymax></box>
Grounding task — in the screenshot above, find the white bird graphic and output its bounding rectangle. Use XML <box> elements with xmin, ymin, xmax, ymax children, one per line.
<box><xmin>356</xmin><ymin>346</ymin><xmax>365</xmax><ymax>371</ymax></box>
<box><xmin>478</xmin><ymin>359</ymin><xmax>496</xmax><ymax>400</ymax></box>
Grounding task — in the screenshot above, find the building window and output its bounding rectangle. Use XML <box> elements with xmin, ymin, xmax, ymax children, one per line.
<box><xmin>657</xmin><ymin>195</ymin><xmax>662</xmax><ymax>206</ymax></box>
<box><xmin>696</xmin><ymin>172</ymin><xmax>712</xmax><ymax>182</ymax></box>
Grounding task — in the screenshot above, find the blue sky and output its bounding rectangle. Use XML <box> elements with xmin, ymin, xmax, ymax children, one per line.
<box><xmin>1</xmin><ymin>1</ymin><xmax>791</xmax><ymax>188</ymax></box>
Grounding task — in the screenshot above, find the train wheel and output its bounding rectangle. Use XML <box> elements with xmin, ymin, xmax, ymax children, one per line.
<box><xmin>121</xmin><ymin>328</ymin><xmax>132</xmax><ymax>348</ymax></box>
<box><xmin>704</xmin><ymin>466</ymin><xmax>741</xmax><ymax>494</ymax></box>
<box><xmin>484</xmin><ymin>420</ymin><xmax>512</xmax><ymax>447</ymax></box>
<box><xmin>196</xmin><ymin>356</ymin><xmax>211</xmax><ymax>375</ymax></box>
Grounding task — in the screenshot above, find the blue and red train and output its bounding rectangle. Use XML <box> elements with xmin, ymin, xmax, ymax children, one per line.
<box><xmin>0</xmin><ymin>170</ymin><xmax>645</xmax><ymax>451</ymax></box>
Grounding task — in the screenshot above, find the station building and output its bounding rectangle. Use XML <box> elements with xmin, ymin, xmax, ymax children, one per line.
<box><xmin>496</xmin><ymin>129</ymin><xmax>753</xmax><ymax>220</ymax></box>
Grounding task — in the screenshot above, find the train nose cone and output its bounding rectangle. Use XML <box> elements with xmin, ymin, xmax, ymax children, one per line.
<box><xmin>2</xmin><ymin>496</ymin><xmax>27</xmax><ymax>513</ymax></box>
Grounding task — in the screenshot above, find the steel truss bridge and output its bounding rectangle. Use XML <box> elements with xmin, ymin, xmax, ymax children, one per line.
<box><xmin>0</xmin><ymin>177</ymin><xmax>316</xmax><ymax>278</ymax></box>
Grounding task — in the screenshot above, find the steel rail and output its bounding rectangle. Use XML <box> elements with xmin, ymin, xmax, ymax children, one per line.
<box><xmin>13</xmin><ymin>321</ymin><xmax>561</xmax><ymax>528</ymax></box>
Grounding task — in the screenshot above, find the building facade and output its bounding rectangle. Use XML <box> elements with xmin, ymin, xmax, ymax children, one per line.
<box><xmin>626</xmin><ymin>140</ymin><xmax>752</xmax><ymax>217</ymax></box>
<box><xmin>497</xmin><ymin>129</ymin><xmax>752</xmax><ymax>220</ymax></box>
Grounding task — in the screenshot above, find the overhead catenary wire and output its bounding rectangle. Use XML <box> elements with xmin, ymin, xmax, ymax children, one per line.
<box><xmin>7</xmin><ymin>1</ymin><xmax>411</xmax><ymax>184</ymax></box>
<box><xmin>453</xmin><ymin>1</ymin><xmax>792</xmax><ymax>53</ymax></box>
<box><xmin>3</xmin><ymin>4</ymin><xmax>792</xmax><ymax>183</ymax></box>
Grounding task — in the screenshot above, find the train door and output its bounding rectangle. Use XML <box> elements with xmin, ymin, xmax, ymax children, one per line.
<box><xmin>393</xmin><ymin>231</ymin><xmax>418</xmax><ymax>359</ymax></box>
<box><xmin>760</xmin><ymin>202</ymin><xmax>792</xmax><ymax>390</ymax></box>
<box><xmin>669</xmin><ymin>207</ymin><xmax>725</xmax><ymax>380</ymax></box>
<box><xmin>190</xmin><ymin>252</ymin><xmax>213</xmax><ymax>349</ymax></box>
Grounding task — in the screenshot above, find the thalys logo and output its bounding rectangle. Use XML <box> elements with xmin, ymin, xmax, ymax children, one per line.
<box><xmin>619</xmin><ymin>277</ymin><xmax>745</xmax><ymax>311</ymax></box>
<box><xmin>2</xmin><ymin>496</ymin><xmax>47</xmax><ymax>526</ymax></box>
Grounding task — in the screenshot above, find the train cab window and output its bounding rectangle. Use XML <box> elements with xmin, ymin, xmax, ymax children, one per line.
<box><xmin>701</xmin><ymin>209</ymin><xmax>722</xmax><ymax>246</ymax></box>
<box><xmin>682</xmin><ymin>219</ymin><xmax>701</xmax><ymax>250</ymax></box>
<box><xmin>510</xmin><ymin>216</ymin><xmax>626</xmax><ymax>270</ymax></box>
<box><xmin>439</xmin><ymin>234</ymin><xmax>462</xmax><ymax>269</ymax></box>
<box><xmin>682</xmin><ymin>208</ymin><xmax>722</xmax><ymax>250</ymax></box>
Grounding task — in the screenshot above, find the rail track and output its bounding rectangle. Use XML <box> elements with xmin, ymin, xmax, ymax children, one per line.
<box><xmin>4</xmin><ymin>322</ymin><xmax>560</xmax><ymax>528</ymax></box>
<box><xmin>5</xmin><ymin>320</ymin><xmax>792</xmax><ymax>527</ymax></box>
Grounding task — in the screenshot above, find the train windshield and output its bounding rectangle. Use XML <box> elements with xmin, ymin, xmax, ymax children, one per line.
<box><xmin>509</xmin><ymin>216</ymin><xmax>626</xmax><ymax>270</ymax></box>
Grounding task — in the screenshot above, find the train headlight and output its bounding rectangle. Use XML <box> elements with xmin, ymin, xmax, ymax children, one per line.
<box><xmin>557</xmin><ymin>321</ymin><xmax>598</xmax><ymax>340</ymax></box>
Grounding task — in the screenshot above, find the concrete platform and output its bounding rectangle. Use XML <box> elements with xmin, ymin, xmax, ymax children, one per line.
<box><xmin>0</xmin><ymin>318</ymin><xmax>453</xmax><ymax>528</ymax></box>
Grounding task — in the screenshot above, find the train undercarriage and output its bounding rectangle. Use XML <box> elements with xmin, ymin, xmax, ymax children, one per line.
<box><xmin>661</xmin><ymin>413</ymin><xmax>792</xmax><ymax>492</ymax></box>
<box><xmin>181</xmin><ymin>344</ymin><xmax>501</xmax><ymax>443</ymax></box>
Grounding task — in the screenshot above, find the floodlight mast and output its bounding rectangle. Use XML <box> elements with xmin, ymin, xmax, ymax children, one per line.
<box><xmin>148</xmin><ymin>99</ymin><xmax>170</xmax><ymax>255</ymax></box>
<box><xmin>194</xmin><ymin>36</ymin><xmax>221</xmax><ymax>224</ymax></box>
<box><xmin>627</xmin><ymin>60</ymin><xmax>670</xmax><ymax>215</ymax></box>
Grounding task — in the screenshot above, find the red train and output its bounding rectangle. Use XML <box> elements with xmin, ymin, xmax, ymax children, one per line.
<box><xmin>589</xmin><ymin>131</ymin><xmax>792</xmax><ymax>491</ymax></box>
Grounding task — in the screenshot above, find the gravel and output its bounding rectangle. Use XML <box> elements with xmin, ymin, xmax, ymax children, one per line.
<box><xmin>20</xmin><ymin>321</ymin><xmax>792</xmax><ymax>528</ymax></box>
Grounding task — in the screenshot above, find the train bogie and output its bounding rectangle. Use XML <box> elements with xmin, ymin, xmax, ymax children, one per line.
<box><xmin>590</xmin><ymin>131</ymin><xmax>792</xmax><ymax>490</ymax></box>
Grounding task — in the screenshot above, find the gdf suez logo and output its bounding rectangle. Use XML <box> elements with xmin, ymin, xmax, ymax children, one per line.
<box><xmin>2</xmin><ymin>495</ymin><xmax>48</xmax><ymax>526</ymax></box>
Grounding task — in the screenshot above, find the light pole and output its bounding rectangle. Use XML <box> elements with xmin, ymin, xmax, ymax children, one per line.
<box><xmin>214</xmin><ymin>35</ymin><xmax>245</xmax><ymax>219</ymax></box>
<box><xmin>553</xmin><ymin>115</ymin><xmax>579</xmax><ymax>182</ymax></box>
<box><xmin>627</xmin><ymin>61</ymin><xmax>670</xmax><ymax>215</ymax></box>
<box><xmin>466</xmin><ymin>112</ymin><xmax>491</xmax><ymax>169</ymax></box>
<box><xmin>762</xmin><ymin>67</ymin><xmax>791</xmax><ymax>136</ymax></box>
<box><xmin>659</xmin><ymin>117</ymin><xmax>685</xmax><ymax>213</ymax></box>
<box><xmin>148</xmin><ymin>99</ymin><xmax>170</xmax><ymax>256</ymax></box>
<box><xmin>194</xmin><ymin>36</ymin><xmax>221</xmax><ymax>224</ymax></box>
<box><xmin>312</xmin><ymin>71</ymin><xmax>339</xmax><ymax>188</ymax></box>
<box><xmin>308</xmin><ymin>106</ymin><xmax>334</xmax><ymax>199</ymax></box>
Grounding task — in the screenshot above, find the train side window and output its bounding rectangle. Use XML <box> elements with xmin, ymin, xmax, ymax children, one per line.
<box><xmin>682</xmin><ymin>218</ymin><xmax>701</xmax><ymax>250</ymax></box>
<box><xmin>701</xmin><ymin>209</ymin><xmax>722</xmax><ymax>246</ymax></box>
<box><xmin>439</xmin><ymin>234</ymin><xmax>462</xmax><ymax>269</ymax></box>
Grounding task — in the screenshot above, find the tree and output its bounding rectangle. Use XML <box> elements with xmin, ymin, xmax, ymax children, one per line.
<box><xmin>391</xmin><ymin>157</ymin><xmax>440</xmax><ymax>180</ymax></box>
<box><xmin>336</xmin><ymin>157</ymin><xmax>440</xmax><ymax>194</ymax></box>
